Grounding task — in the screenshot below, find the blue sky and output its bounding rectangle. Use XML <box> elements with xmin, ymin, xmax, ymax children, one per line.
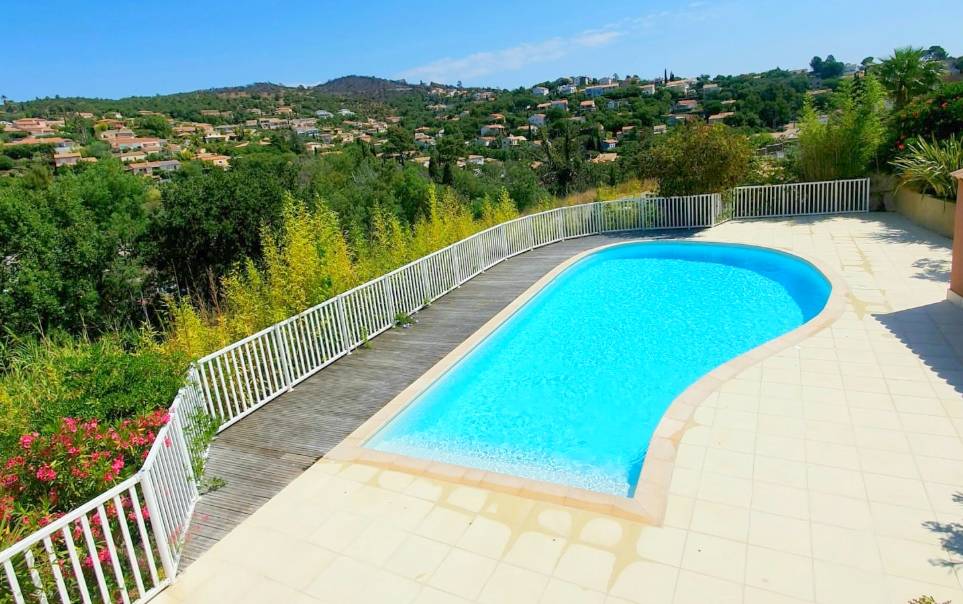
<box><xmin>5</xmin><ymin>0</ymin><xmax>962</xmax><ymax>100</ymax></box>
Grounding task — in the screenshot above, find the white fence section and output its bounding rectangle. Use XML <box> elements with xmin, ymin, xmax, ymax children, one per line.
<box><xmin>731</xmin><ymin>178</ymin><xmax>870</xmax><ymax>219</ymax></box>
<box><xmin>0</xmin><ymin>178</ymin><xmax>869</xmax><ymax>603</ymax></box>
<box><xmin>0</xmin><ymin>370</ymin><xmax>205</xmax><ymax>604</ymax></box>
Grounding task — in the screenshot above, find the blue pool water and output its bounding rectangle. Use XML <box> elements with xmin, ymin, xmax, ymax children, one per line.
<box><xmin>367</xmin><ymin>242</ymin><xmax>831</xmax><ymax>496</ymax></box>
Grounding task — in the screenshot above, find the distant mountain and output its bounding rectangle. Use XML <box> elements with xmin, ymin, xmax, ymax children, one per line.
<box><xmin>313</xmin><ymin>75</ymin><xmax>420</xmax><ymax>98</ymax></box>
<box><xmin>205</xmin><ymin>82</ymin><xmax>289</xmax><ymax>95</ymax></box>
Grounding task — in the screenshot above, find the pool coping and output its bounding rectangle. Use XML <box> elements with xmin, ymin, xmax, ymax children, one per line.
<box><xmin>325</xmin><ymin>238</ymin><xmax>849</xmax><ymax>524</ymax></box>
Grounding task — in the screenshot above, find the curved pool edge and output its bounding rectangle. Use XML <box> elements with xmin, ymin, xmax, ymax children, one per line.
<box><xmin>324</xmin><ymin>239</ymin><xmax>849</xmax><ymax>524</ymax></box>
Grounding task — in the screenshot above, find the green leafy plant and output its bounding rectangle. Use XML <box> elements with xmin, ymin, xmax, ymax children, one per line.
<box><xmin>186</xmin><ymin>409</ymin><xmax>221</xmax><ymax>487</ymax></box>
<box><xmin>796</xmin><ymin>75</ymin><xmax>885</xmax><ymax>180</ymax></box>
<box><xmin>0</xmin><ymin>333</ymin><xmax>186</xmax><ymax>453</ymax></box>
<box><xmin>395</xmin><ymin>311</ymin><xmax>414</xmax><ymax>327</ymax></box>
<box><xmin>891</xmin><ymin>135</ymin><xmax>963</xmax><ymax>200</ymax></box>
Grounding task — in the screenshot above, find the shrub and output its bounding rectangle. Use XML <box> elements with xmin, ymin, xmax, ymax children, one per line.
<box><xmin>891</xmin><ymin>135</ymin><xmax>963</xmax><ymax>200</ymax></box>
<box><xmin>887</xmin><ymin>82</ymin><xmax>963</xmax><ymax>160</ymax></box>
<box><xmin>641</xmin><ymin>123</ymin><xmax>752</xmax><ymax>196</ymax></box>
<box><xmin>0</xmin><ymin>333</ymin><xmax>185</xmax><ymax>453</ymax></box>
<box><xmin>0</xmin><ymin>409</ymin><xmax>169</xmax><ymax>547</ymax></box>
<box><xmin>796</xmin><ymin>75</ymin><xmax>885</xmax><ymax>180</ymax></box>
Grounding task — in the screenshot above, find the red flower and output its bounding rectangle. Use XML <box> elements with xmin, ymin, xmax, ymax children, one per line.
<box><xmin>19</xmin><ymin>433</ymin><xmax>38</xmax><ymax>450</ymax></box>
<box><xmin>36</xmin><ymin>465</ymin><xmax>57</xmax><ymax>482</ymax></box>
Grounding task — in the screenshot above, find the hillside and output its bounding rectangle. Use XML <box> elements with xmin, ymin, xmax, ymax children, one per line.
<box><xmin>313</xmin><ymin>75</ymin><xmax>419</xmax><ymax>97</ymax></box>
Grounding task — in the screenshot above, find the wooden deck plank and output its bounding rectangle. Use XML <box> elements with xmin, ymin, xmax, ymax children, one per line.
<box><xmin>178</xmin><ymin>231</ymin><xmax>672</xmax><ymax>567</ymax></box>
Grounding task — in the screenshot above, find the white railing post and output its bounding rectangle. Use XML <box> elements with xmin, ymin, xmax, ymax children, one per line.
<box><xmin>383</xmin><ymin>277</ymin><xmax>397</xmax><ymax>324</ymax></box>
<box><xmin>196</xmin><ymin>362</ymin><xmax>218</xmax><ymax>418</ymax></box>
<box><xmin>452</xmin><ymin>244</ymin><xmax>463</xmax><ymax>285</ymax></box>
<box><xmin>498</xmin><ymin>224</ymin><xmax>509</xmax><ymax>259</ymax></box>
<box><xmin>272</xmin><ymin>324</ymin><xmax>294</xmax><ymax>391</ymax></box>
<box><xmin>334</xmin><ymin>295</ymin><xmax>352</xmax><ymax>352</ymax></box>
<box><xmin>140</xmin><ymin>474</ymin><xmax>176</xmax><ymax>581</ymax></box>
<box><xmin>419</xmin><ymin>259</ymin><xmax>433</xmax><ymax>302</ymax></box>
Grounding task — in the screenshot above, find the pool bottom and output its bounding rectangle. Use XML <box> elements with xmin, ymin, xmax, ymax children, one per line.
<box><xmin>328</xmin><ymin>240</ymin><xmax>845</xmax><ymax>521</ymax></box>
<box><xmin>379</xmin><ymin>436</ymin><xmax>641</xmax><ymax>497</ymax></box>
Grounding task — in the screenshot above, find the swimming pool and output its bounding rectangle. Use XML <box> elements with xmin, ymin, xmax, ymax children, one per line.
<box><xmin>366</xmin><ymin>242</ymin><xmax>831</xmax><ymax>496</ymax></box>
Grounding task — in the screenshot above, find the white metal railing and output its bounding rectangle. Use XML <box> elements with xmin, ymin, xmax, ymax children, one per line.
<box><xmin>192</xmin><ymin>192</ymin><xmax>725</xmax><ymax>431</ymax></box>
<box><xmin>0</xmin><ymin>178</ymin><xmax>869</xmax><ymax>603</ymax></box>
<box><xmin>0</xmin><ymin>369</ymin><xmax>205</xmax><ymax>604</ymax></box>
<box><xmin>731</xmin><ymin>177</ymin><xmax>870</xmax><ymax>219</ymax></box>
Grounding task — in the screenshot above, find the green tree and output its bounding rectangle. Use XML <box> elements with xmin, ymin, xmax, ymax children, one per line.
<box><xmin>134</xmin><ymin>114</ymin><xmax>173</xmax><ymax>138</ymax></box>
<box><xmin>383</xmin><ymin>125</ymin><xmax>415</xmax><ymax>163</ymax></box>
<box><xmin>541</xmin><ymin>122</ymin><xmax>586</xmax><ymax>196</ymax></box>
<box><xmin>641</xmin><ymin>123</ymin><xmax>752</xmax><ymax>195</ymax></box>
<box><xmin>0</xmin><ymin>161</ymin><xmax>152</xmax><ymax>337</ymax></box>
<box><xmin>150</xmin><ymin>154</ymin><xmax>298</xmax><ymax>295</ymax></box>
<box><xmin>876</xmin><ymin>47</ymin><xmax>945</xmax><ymax>108</ymax></box>
<box><xmin>924</xmin><ymin>45</ymin><xmax>948</xmax><ymax>61</ymax></box>
<box><xmin>811</xmin><ymin>55</ymin><xmax>844</xmax><ymax>79</ymax></box>
<box><xmin>810</xmin><ymin>56</ymin><xmax>824</xmax><ymax>75</ymax></box>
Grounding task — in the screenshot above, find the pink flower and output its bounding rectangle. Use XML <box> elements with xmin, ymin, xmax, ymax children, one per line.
<box><xmin>62</xmin><ymin>417</ymin><xmax>78</xmax><ymax>433</ymax></box>
<box><xmin>36</xmin><ymin>465</ymin><xmax>57</xmax><ymax>482</ymax></box>
<box><xmin>163</xmin><ymin>436</ymin><xmax>172</xmax><ymax>449</ymax></box>
<box><xmin>111</xmin><ymin>456</ymin><xmax>125</xmax><ymax>474</ymax></box>
<box><xmin>5</xmin><ymin>456</ymin><xmax>25</xmax><ymax>469</ymax></box>
<box><xmin>19</xmin><ymin>433</ymin><xmax>38</xmax><ymax>450</ymax></box>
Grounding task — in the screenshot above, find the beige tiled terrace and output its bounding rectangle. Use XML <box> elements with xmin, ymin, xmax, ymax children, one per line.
<box><xmin>156</xmin><ymin>213</ymin><xmax>963</xmax><ymax>604</ymax></box>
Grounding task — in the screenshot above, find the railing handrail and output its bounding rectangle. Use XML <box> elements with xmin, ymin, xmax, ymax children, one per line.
<box><xmin>1</xmin><ymin>178</ymin><xmax>870</xmax><ymax>603</ymax></box>
<box><xmin>734</xmin><ymin>177</ymin><xmax>867</xmax><ymax>191</ymax></box>
<box><xmin>0</xmin><ymin>475</ymin><xmax>142</xmax><ymax>562</ymax></box>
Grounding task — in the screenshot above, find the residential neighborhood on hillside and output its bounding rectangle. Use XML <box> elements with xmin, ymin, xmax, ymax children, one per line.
<box><xmin>5</xmin><ymin>49</ymin><xmax>960</xmax><ymax>184</ymax></box>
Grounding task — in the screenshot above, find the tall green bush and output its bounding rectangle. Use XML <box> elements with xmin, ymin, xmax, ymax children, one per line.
<box><xmin>641</xmin><ymin>123</ymin><xmax>752</xmax><ymax>196</ymax></box>
<box><xmin>0</xmin><ymin>333</ymin><xmax>185</xmax><ymax>453</ymax></box>
<box><xmin>796</xmin><ymin>75</ymin><xmax>885</xmax><ymax>181</ymax></box>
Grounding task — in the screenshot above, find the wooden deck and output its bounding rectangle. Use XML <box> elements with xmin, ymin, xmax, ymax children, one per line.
<box><xmin>179</xmin><ymin>230</ymin><xmax>682</xmax><ymax>566</ymax></box>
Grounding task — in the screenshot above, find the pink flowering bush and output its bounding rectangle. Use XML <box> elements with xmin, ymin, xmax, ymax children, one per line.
<box><xmin>0</xmin><ymin>410</ymin><xmax>170</xmax><ymax>547</ymax></box>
